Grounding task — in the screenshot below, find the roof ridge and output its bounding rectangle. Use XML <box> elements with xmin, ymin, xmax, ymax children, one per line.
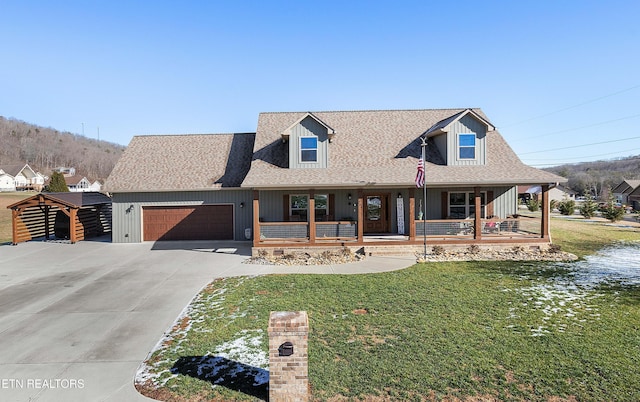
<box><xmin>258</xmin><ymin>108</ymin><xmax>479</xmax><ymax>115</ymax></box>
<box><xmin>132</xmin><ymin>132</ymin><xmax>255</xmax><ymax>138</ymax></box>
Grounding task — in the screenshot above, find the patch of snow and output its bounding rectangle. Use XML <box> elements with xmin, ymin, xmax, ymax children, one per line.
<box><xmin>506</xmin><ymin>242</ymin><xmax>640</xmax><ymax>337</ymax></box>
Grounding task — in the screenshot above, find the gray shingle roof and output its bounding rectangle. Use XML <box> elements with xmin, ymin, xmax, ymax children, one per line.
<box><xmin>0</xmin><ymin>164</ymin><xmax>33</xmax><ymax>177</ymax></box>
<box><xmin>104</xmin><ymin>133</ymin><xmax>255</xmax><ymax>192</ymax></box>
<box><xmin>242</xmin><ymin>109</ymin><xmax>566</xmax><ymax>189</ymax></box>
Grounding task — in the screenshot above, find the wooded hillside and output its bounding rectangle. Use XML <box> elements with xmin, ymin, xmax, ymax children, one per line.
<box><xmin>544</xmin><ymin>155</ymin><xmax>640</xmax><ymax>198</ymax></box>
<box><xmin>0</xmin><ymin>116</ymin><xmax>125</xmax><ymax>181</ymax></box>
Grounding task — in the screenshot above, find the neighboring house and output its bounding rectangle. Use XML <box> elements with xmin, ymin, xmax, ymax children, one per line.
<box><xmin>53</xmin><ymin>167</ymin><xmax>76</xmax><ymax>177</ymax></box>
<box><xmin>519</xmin><ymin>184</ymin><xmax>575</xmax><ymax>204</ymax></box>
<box><xmin>0</xmin><ymin>169</ymin><xmax>15</xmax><ymax>191</ymax></box>
<box><xmin>0</xmin><ymin>164</ymin><xmax>44</xmax><ymax>191</ymax></box>
<box><xmin>65</xmin><ymin>175</ymin><xmax>92</xmax><ymax>192</ymax></box>
<box><xmin>612</xmin><ymin>179</ymin><xmax>640</xmax><ymax>208</ymax></box>
<box><xmin>105</xmin><ymin>108</ymin><xmax>566</xmax><ymax>252</ymax></box>
<box><xmin>89</xmin><ymin>180</ymin><xmax>102</xmax><ymax>192</ymax></box>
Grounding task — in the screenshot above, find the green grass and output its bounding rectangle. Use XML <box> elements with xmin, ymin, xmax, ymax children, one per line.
<box><xmin>551</xmin><ymin>215</ymin><xmax>640</xmax><ymax>258</ymax></box>
<box><xmin>136</xmin><ymin>218</ymin><xmax>640</xmax><ymax>401</ymax></box>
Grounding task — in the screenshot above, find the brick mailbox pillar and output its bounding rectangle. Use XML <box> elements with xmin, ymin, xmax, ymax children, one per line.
<box><xmin>268</xmin><ymin>311</ymin><xmax>309</xmax><ymax>402</ymax></box>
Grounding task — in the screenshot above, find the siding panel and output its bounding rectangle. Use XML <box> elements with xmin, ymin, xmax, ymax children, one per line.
<box><xmin>289</xmin><ymin>116</ymin><xmax>329</xmax><ymax>169</ymax></box>
<box><xmin>111</xmin><ymin>190</ymin><xmax>253</xmax><ymax>243</ymax></box>
<box><xmin>447</xmin><ymin>114</ymin><xmax>487</xmax><ymax>166</ymax></box>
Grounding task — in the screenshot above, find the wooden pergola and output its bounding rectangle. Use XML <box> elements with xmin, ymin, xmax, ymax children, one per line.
<box><xmin>7</xmin><ymin>192</ymin><xmax>112</xmax><ymax>245</ymax></box>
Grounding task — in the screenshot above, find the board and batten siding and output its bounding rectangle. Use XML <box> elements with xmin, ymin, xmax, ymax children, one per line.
<box><xmin>111</xmin><ymin>190</ymin><xmax>253</xmax><ymax>243</ymax></box>
<box><xmin>258</xmin><ymin>190</ymin><xmax>359</xmax><ymax>222</ymax></box>
<box><xmin>288</xmin><ymin>116</ymin><xmax>329</xmax><ymax>169</ymax></box>
<box><xmin>422</xmin><ymin>186</ymin><xmax>517</xmax><ymax>219</ymax></box>
<box><xmin>446</xmin><ymin>114</ymin><xmax>487</xmax><ymax>166</ymax></box>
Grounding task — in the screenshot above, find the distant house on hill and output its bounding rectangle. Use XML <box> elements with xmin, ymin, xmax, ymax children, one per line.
<box><xmin>53</xmin><ymin>167</ymin><xmax>76</xmax><ymax>177</ymax></box>
<box><xmin>0</xmin><ymin>164</ymin><xmax>46</xmax><ymax>191</ymax></box>
<box><xmin>0</xmin><ymin>169</ymin><xmax>15</xmax><ymax>191</ymax></box>
<box><xmin>64</xmin><ymin>175</ymin><xmax>93</xmax><ymax>192</ymax></box>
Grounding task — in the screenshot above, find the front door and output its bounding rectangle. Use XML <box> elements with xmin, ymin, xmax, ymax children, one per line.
<box><xmin>364</xmin><ymin>194</ymin><xmax>389</xmax><ymax>233</ymax></box>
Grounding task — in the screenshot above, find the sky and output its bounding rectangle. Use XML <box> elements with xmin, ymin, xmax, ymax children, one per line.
<box><xmin>1</xmin><ymin>0</ymin><xmax>639</xmax><ymax>167</ymax></box>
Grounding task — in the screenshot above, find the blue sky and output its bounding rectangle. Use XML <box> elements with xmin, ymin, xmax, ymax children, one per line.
<box><xmin>1</xmin><ymin>1</ymin><xmax>639</xmax><ymax>167</ymax></box>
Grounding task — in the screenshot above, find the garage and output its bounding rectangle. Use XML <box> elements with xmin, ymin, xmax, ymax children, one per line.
<box><xmin>142</xmin><ymin>205</ymin><xmax>233</xmax><ymax>241</ymax></box>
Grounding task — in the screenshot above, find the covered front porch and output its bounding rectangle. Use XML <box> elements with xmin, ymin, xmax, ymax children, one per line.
<box><xmin>251</xmin><ymin>185</ymin><xmax>551</xmax><ymax>253</ymax></box>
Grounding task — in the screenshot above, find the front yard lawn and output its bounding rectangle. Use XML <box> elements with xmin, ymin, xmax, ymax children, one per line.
<box><xmin>137</xmin><ymin>219</ymin><xmax>640</xmax><ymax>401</ymax></box>
<box><xmin>0</xmin><ymin>192</ymin><xmax>33</xmax><ymax>244</ymax></box>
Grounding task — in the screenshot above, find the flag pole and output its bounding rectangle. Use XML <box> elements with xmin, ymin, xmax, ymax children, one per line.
<box><xmin>421</xmin><ymin>136</ymin><xmax>427</xmax><ymax>258</ymax></box>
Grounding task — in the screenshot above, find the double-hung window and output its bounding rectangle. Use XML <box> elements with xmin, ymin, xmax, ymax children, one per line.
<box><xmin>458</xmin><ymin>133</ymin><xmax>476</xmax><ymax>159</ymax></box>
<box><xmin>300</xmin><ymin>137</ymin><xmax>318</xmax><ymax>163</ymax></box>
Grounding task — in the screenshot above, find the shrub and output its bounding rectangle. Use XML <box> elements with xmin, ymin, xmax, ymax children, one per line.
<box><xmin>557</xmin><ymin>198</ymin><xmax>576</xmax><ymax>216</ymax></box>
<box><xmin>526</xmin><ymin>199</ymin><xmax>540</xmax><ymax>212</ymax></box>
<box><xmin>550</xmin><ymin>199</ymin><xmax>558</xmax><ymax>211</ymax></box>
<box><xmin>579</xmin><ymin>192</ymin><xmax>598</xmax><ymax>219</ymax></box>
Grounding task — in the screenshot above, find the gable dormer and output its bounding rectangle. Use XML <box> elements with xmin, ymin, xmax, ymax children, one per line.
<box><xmin>281</xmin><ymin>113</ymin><xmax>335</xmax><ymax>169</ymax></box>
<box><xmin>424</xmin><ymin>109</ymin><xmax>495</xmax><ymax>166</ymax></box>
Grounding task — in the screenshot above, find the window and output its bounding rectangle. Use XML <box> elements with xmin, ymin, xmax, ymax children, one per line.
<box><xmin>300</xmin><ymin>137</ymin><xmax>318</xmax><ymax>162</ymax></box>
<box><xmin>448</xmin><ymin>192</ymin><xmax>486</xmax><ymax>219</ymax></box>
<box><xmin>290</xmin><ymin>194</ymin><xmax>329</xmax><ymax>221</ymax></box>
<box><xmin>458</xmin><ymin>133</ymin><xmax>476</xmax><ymax>159</ymax></box>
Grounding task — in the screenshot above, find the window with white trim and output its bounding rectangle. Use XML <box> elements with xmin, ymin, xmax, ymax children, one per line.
<box><xmin>458</xmin><ymin>133</ymin><xmax>476</xmax><ymax>159</ymax></box>
<box><xmin>290</xmin><ymin>194</ymin><xmax>329</xmax><ymax>221</ymax></box>
<box><xmin>299</xmin><ymin>137</ymin><xmax>318</xmax><ymax>162</ymax></box>
<box><xmin>448</xmin><ymin>192</ymin><xmax>486</xmax><ymax>219</ymax></box>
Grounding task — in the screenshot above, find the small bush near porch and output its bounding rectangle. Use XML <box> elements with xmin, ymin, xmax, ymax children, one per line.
<box><xmin>138</xmin><ymin>219</ymin><xmax>640</xmax><ymax>401</ymax></box>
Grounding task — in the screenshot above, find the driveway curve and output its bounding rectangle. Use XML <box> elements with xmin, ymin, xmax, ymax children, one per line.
<box><xmin>0</xmin><ymin>240</ymin><xmax>414</xmax><ymax>401</ymax></box>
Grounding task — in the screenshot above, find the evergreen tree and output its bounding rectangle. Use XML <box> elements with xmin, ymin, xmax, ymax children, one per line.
<box><xmin>601</xmin><ymin>192</ymin><xmax>625</xmax><ymax>222</ymax></box>
<box><xmin>579</xmin><ymin>191</ymin><xmax>598</xmax><ymax>219</ymax></box>
<box><xmin>47</xmin><ymin>171</ymin><xmax>69</xmax><ymax>192</ymax></box>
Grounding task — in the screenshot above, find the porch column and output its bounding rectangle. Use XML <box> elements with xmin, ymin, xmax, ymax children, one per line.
<box><xmin>44</xmin><ymin>205</ymin><xmax>50</xmax><ymax>240</ymax></box>
<box><xmin>541</xmin><ymin>184</ymin><xmax>550</xmax><ymax>239</ymax></box>
<box><xmin>357</xmin><ymin>190</ymin><xmax>364</xmax><ymax>244</ymax></box>
<box><xmin>309</xmin><ymin>190</ymin><xmax>316</xmax><ymax>244</ymax></box>
<box><xmin>409</xmin><ymin>188</ymin><xmax>416</xmax><ymax>241</ymax></box>
<box><xmin>11</xmin><ymin>209</ymin><xmax>19</xmax><ymax>245</ymax></box>
<box><xmin>474</xmin><ymin>187</ymin><xmax>482</xmax><ymax>240</ymax></box>
<box><xmin>253</xmin><ymin>190</ymin><xmax>260</xmax><ymax>247</ymax></box>
<box><xmin>69</xmin><ymin>208</ymin><xmax>78</xmax><ymax>244</ymax></box>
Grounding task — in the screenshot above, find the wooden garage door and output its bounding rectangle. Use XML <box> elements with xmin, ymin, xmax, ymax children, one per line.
<box><xmin>143</xmin><ymin>205</ymin><xmax>233</xmax><ymax>241</ymax></box>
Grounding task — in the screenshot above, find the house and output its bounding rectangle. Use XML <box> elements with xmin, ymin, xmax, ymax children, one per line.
<box><xmin>0</xmin><ymin>164</ymin><xmax>45</xmax><ymax>191</ymax></box>
<box><xmin>612</xmin><ymin>179</ymin><xmax>640</xmax><ymax>209</ymax></box>
<box><xmin>65</xmin><ymin>175</ymin><xmax>93</xmax><ymax>192</ymax></box>
<box><xmin>519</xmin><ymin>184</ymin><xmax>575</xmax><ymax>204</ymax></box>
<box><xmin>0</xmin><ymin>169</ymin><xmax>15</xmax><ymax>191</ymax></box>
<box><xmin>105</xmin><ymin>108</ymin><xmax>566</xmax><ymax>253</ymax></box>
<box><xmin>89</xmin><ymin>180</ymin><xmax>102</xmax><ymax>192</ymax></box>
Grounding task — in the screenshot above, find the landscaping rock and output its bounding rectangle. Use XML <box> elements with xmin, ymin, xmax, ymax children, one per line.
<box><xmin>245</xmin><ymin>248</ymin><xmax>365</xmax><ymax>266</ymax></box>
<box><xmin>416</xmin><ymin>246</ymin><xmax>578</xmax><ymax>263</ymax></box>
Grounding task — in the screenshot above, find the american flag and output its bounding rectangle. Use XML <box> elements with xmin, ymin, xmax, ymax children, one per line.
<box><xmin>415</xmin><ymin>157</ymin><xmax>425</xmax><ymax>188</ymax></box>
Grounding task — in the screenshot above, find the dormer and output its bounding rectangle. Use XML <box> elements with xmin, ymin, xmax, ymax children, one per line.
<box><xmin>281</xmin><ymin>113</ymin><xmax>335</xmax><ymax>169</ymax></box>
<box><xmin>424</xmin><ymin>109</ymin><xmax>495</xmax><ymax>166</ymax></box>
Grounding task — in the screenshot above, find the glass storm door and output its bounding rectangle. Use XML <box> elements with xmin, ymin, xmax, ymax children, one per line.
<box><xmin>365</xmin><ymin>195</ymin><xmax>388</xmax><ymax>233</ymax></box>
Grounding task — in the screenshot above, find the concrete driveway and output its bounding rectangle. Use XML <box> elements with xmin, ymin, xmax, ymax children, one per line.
<box><xmin>0</xmin><ymin>239</ymin><xmax>414</xmax><ymax>401</ymax></box>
